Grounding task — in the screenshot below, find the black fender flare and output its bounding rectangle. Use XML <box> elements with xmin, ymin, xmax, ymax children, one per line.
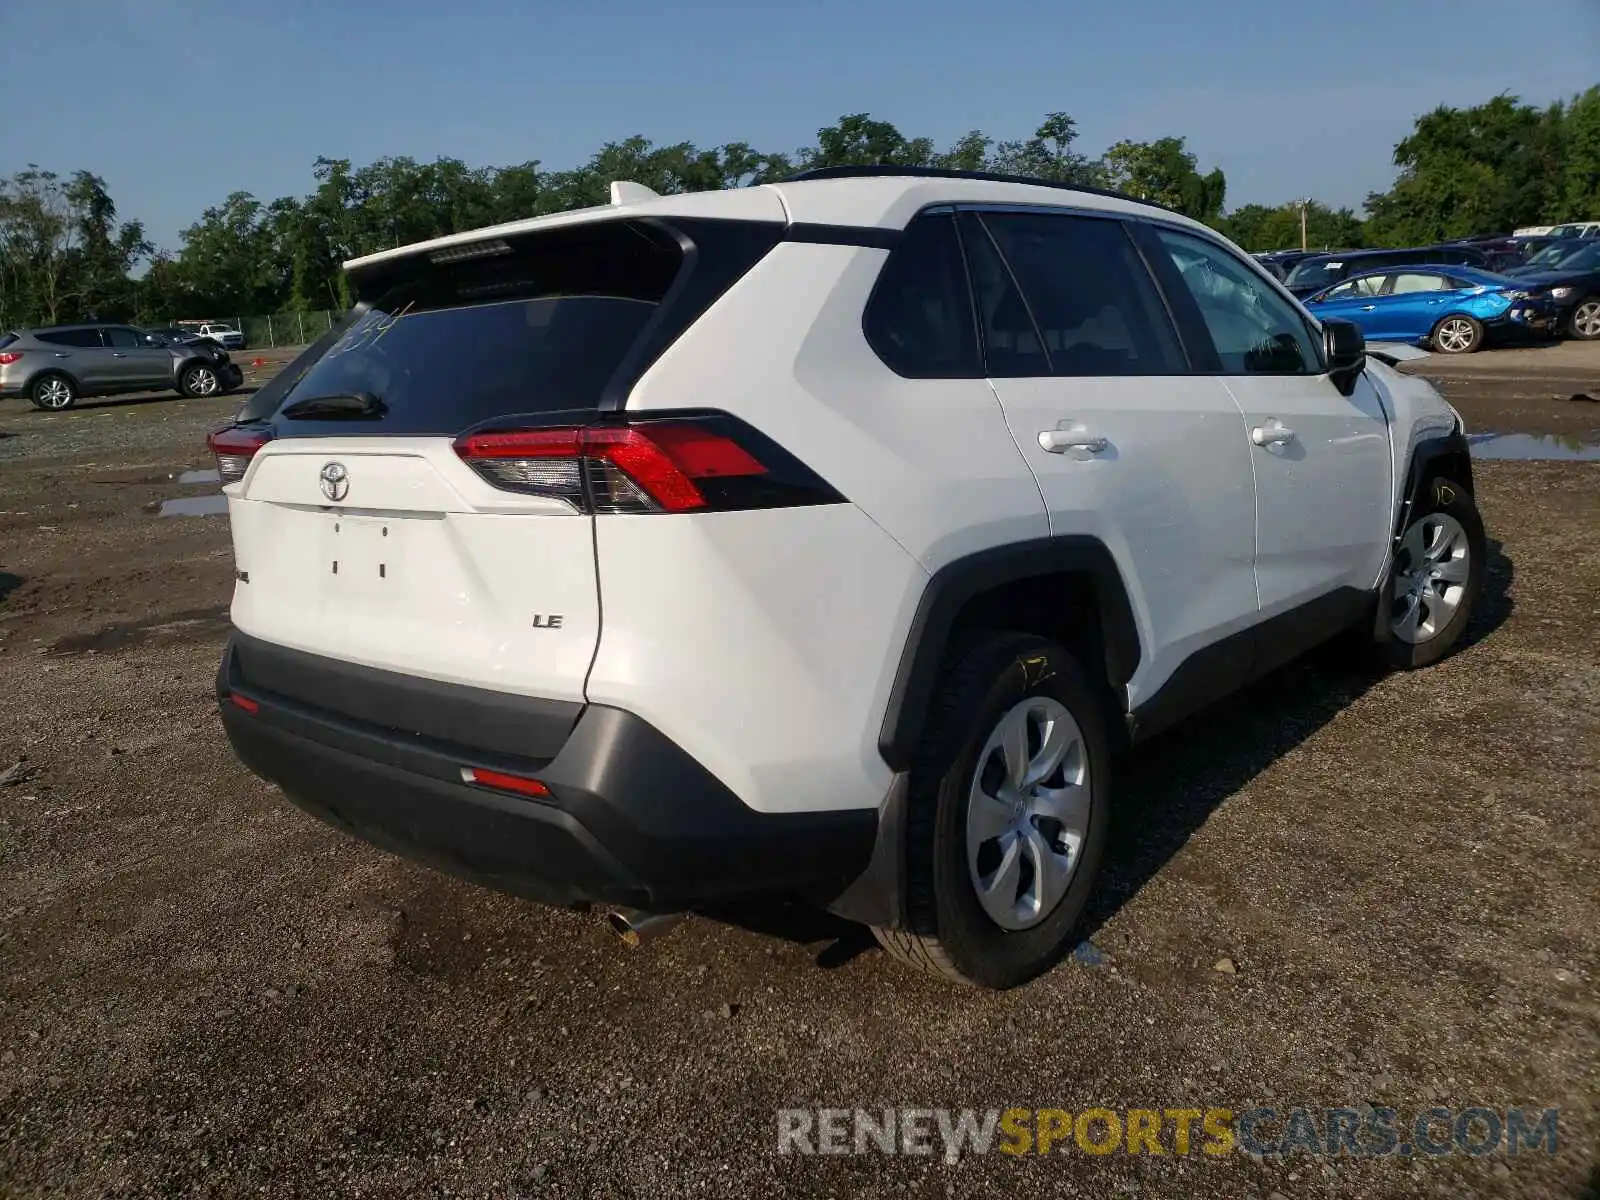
<box><xmin>1395</xmin><ymin>429</ymin><xmax>1473</xmax><ymax>542</ymax></box>
<box><xmin>877</xmin><ymin>536</ymin><xmax>1141</xmax><ymax>772</ymax></box>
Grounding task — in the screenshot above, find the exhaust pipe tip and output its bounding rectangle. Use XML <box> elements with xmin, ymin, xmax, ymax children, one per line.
<box><xmin>606</xmin><ymin>908</ymin><xmax>683</xmax><ymax>948</ymax></box>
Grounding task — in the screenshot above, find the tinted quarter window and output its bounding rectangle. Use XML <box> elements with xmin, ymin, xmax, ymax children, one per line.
<box><xmin>35</xmin><ymin>329</ymin><xmax>104</xmax><ymax>348</ymax></box>
<box><xmin>978</xmin><ymin>212</ymin><xmax>1184</xmax><ymax>376</ymax></box>
<box><xmin>959</xmin><ymin>212</ymin><xmax>1048</xmax><ymax>378</ymax></box>
<box><xmin>1155</xmin><ymin>229</ymin><xmax>1322</xmax><ymax>375</ymax></box>
<box><xmin>103</xmin><ymin>327</ymin><xmax>140</xmax><ymax>348</ymax></box>
<box><xmin>863</xmin><ymin>212</ymin><xmax>980</xmax><ymax>378</ymax></box>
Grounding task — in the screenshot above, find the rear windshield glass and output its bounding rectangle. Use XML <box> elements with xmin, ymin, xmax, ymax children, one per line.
<box><xmin>1286</xmin><ymin>258</ymin><xmax>1345</xmax><ymax>286</ymax></box>
<box><xmin>0</xmin><ymin>332</ymin><xmax>16</xmax><ymax>349</ymax></box>
<box><xmin>268</xmin><ymin>220</ymin><xmax>686</xmax><ymax>438</ymax></box>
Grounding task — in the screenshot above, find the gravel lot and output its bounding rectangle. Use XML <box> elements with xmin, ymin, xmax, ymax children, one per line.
<box><xmin>0</xmin><ymin>343</ymin><xmax>1596</xmax><ymax>1199</ymax></box>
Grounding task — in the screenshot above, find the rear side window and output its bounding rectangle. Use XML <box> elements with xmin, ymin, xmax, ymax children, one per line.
<box><xmin>1391</xmin><ymin>273</ymin><xmax>1448</xmax><ymax>294</ymax></box>
<box><xmin>977</xmin><ymin>212</ymin><xmax>1185</xmax><ymax>376</ymax></box>
<box><xmin>268</xmin><ymin>219</ymin><xmax>778</xmax><ymax>438</ymax></box>
<box><xmin>35</xmin><ymin>329</ymin><xmax>103</xmax><ymax>348</ymax></box>
<box><xmin>863</xmin><ymin>213</ymin><xmax>980</xmax><ymax>378</ymax></box>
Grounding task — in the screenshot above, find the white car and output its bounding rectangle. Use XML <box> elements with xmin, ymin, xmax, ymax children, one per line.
<box><xmin>210</xmin><ymin>167</ymin><xmax>1485</xmax><ymax>990</ymax></box>
<box><xmin>192</xmin><ymin>322</ymin><xmax>246</xmax><ymax>351</ymax></box>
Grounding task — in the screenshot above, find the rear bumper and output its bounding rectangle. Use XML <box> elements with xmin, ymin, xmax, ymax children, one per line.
<box><xmin>216</xmin><ymin>635</ymin><xmax>876</xmax><ymax>911</ymax></box>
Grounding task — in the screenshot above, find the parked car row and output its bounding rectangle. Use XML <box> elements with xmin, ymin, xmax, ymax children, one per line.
<box><xmin>0</xmin><ymin>323</ymin><xmax>244</xmax><ymax>410</ymax></box>
<box><xmin>1245</xmin><ymin>235</ymin><xmax>1599</xmax><ymax>354</ymax></box>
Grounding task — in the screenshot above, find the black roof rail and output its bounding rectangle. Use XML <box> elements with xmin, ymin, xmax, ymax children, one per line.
<box><xmin>783</xmin><ymin>164</ymin><xmax>1185</xmax><ymax>217</ymax></box>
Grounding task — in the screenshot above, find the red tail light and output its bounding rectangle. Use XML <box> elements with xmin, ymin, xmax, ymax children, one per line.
<box><xmin>208</xmin><ymin>427</ymin><xmax>272</xmax><ymax>485</ymax></box>
<box><xmin>454</xmin><ymin>414</ymin><xmax>839</xmax><ymax>514</ymax></box>
<box><xmin>0</xmin><ymin>352</ymin><xmax>22</xmax><ymax>366</ymax></box>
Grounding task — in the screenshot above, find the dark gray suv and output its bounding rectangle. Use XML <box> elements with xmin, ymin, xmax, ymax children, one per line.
<box><xmin>0</xmin><ymin>323</ymin><xmax>245</xmax><ymax>411</ymax></box>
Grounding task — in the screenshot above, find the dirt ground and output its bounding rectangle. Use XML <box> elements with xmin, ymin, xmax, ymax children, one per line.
<box><xmin>0</xmin><ymin>342</ymin><xmax>1596</xmax><ymax>1199</ymax></box>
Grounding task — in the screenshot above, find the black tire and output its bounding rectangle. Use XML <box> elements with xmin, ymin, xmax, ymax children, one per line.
<box><xmin>1431</xmin><ymin>314</ymin><xmax>1483</xmax><ymax>354</ymax></box>
<box><xmin>178</xmin><ymin>363</ymin><xmax>221</xmax><ymax>398</ymax></box>
<box><xmin>1568</xmin><ymin>296</ymin><xmax>1600</xmax><ymax>341</ymax></box>
<box><xmin>30</xmin><ymin>373</ymin><xmax>76</xmax><ymax>411</ymax></box>
<box><xmin>872</xmin><ymin>631</ymin><xmax>1111</xmax><ymax>989</ymax></box>
<box><xmin>1378</xmin><ymin>477</ymin><xmax>1486</xmax><ymax>670</ymax></box>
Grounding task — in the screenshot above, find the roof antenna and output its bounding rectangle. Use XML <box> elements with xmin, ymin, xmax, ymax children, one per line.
<box><xmin>610</xmin><ymin>181</ymin><xmax>661</xmax><ymax>205</ymax></box>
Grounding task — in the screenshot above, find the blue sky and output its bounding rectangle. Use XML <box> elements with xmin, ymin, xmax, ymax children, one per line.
<box><xmin>1</xmin><ymin>0</ymin><xmax>1596</xmax><ymax>252</ymax></box>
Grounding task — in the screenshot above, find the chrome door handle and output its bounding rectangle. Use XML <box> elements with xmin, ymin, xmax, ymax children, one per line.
<box><xmin>1360</xmin><ymin>304</ymin><xmax>1377</xmax><ymax>311</ymax></box>
<box><xmin>53</xmin><ymin>352</ymin><xmax>69</xmax><ymax>358</ymax></box>
<box><xmin>1250</xmin><ymin>420</ymin><xmax>1295</xmax><ymax>447</ymax></box>
<box><xmin>112</xmin><ymin>352</ymin><xmax>128</xmax><ymax>358</ymax></box>
<box><xmin>1038</xmin><ymin>429</ymin><xmax>1108</xmax><ymax>454</ymax></box>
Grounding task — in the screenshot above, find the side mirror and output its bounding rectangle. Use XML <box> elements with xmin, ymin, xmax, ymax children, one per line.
<box><xmin>1323</xmin><ymin>318</ymin><xmax>1366</xmax><ymax>396</ymax></box>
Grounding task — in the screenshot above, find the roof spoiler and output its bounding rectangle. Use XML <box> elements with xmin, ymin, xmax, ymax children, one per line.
<box><xmin>610</xmin><ymin>181</ymin><xmax>661</xmax><ymax>205</ymax></box>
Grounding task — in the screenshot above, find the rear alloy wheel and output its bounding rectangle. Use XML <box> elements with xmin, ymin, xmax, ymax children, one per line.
<box><xmin>31</xmin><ymin>374</ymin><xmax>76</xmax><ymax>411</ymax></box>
<box><xmin>1432</xmin><ymin>315</ymin><xmax>1483</xmax><ymax>354</ymax></box>
<box><xmin>180</xmin><ymin>365</ymin><xmax>221</xmax><ymax>397</ymax></box>
<box><xmin>1380</xmin><ymin>477</ymin><xmax>1486</xmax><ymax>669</ymax></box>
<box><xmin>871</xmin><ymin>631</ymin><xmax>1110</xmax><ymax>989</ymax></box>
<box><xmin>1570</xmin><ymin>298</ymin><xmax>1600</xmax><ymax>340</ymax></box>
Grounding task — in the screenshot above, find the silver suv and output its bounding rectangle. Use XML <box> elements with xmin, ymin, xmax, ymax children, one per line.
<box><xmin>0</xmin><ymin>323</ymin><xmax>245</xmax><ymax>411</ymax></box>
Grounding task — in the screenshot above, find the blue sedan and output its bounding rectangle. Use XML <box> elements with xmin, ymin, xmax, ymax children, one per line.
<box><xmin>1303</xmin><ymin>264</ymin><xmax>1557</xmax><ymax>354</ymax></box>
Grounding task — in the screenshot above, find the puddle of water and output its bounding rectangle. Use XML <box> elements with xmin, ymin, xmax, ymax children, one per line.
<box><xmin>1467</xmin><ymin>433</ymin><xmax>1600</xmax><ymax>462</ymax></box>
<box><xmin>158</xmin><ymin>494</ymin><xmax>230</xmax><ymax>517</ymax></box>
<box><xmin>175</xmin><ymin>468</ymin><xmax>221</xmax><ymax>484</ymax></box>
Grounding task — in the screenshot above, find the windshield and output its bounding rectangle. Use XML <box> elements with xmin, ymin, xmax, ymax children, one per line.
<box><xmin>1554</xmin><ymin>243</ymin><xmax>1600</xmax><ymax>271</ymax></box>
<box><xmin>1524</xmin><ymin>243</ymin><xmax>1581</xmax><ymax>268</ymax></box>
<box><xmin>1286</xmin><ymin>257</ymin><xmax>1345</xmax><ymax>286</ymax></box>
<box><xmin>262</xmin><ymin>218</ymin><xmax>702</xmax><ymax>437</ymax></box>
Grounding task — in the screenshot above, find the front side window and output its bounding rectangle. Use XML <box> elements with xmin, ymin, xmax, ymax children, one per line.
<box><xmin>862</xmin><ymin>212</ymin><xmax>980</xmax><ymax>378</ymax></box>
<box><xmin>1321</xmin><ymin>275</ymin><xmax>1385</xmax><ymax>301</ymax></box>
<box><xmin>103</xmin><ymin>327</ymin><xmax>141</xmax><ymax>348</ymax></box>
<box><xmin>976</xmin><ymin>211</ymin><xmax>1185</xmax><ymax>376</ymax></box>
<box><xmin>1155</xmin><ymin>228</ymin><xmax>1322</xmax><ymax>375</ymax></box>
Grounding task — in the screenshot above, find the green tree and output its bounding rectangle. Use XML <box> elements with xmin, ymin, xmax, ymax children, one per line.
<box><xmin>1362</xmin><ymin>94</ymin><xmax>1560</xmax><ymax>244</ymax></box>
<box><xmin>799</xmin><ymin>114</ymin><xmax>935</xmax><ymax>170</ymax></box>
<box><xmin>992</xmin><ymin>113</ymin><xmax>1099</xmax><ymax>183</ymax></box>
<box><xmin>1219</xmin><ymin>200</ymin><xmax>1365</xmax><ymax>252</ymax></box>
<box><xmin>1100</xmin><ymin>136</ymin><xmax>1226</xmax><ymax>220</ymax></box>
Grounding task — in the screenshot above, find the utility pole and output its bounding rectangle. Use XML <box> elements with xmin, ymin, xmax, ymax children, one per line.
<box><xmin>1299</xmin><ymin>198</ymin><xmax>1310</xmax><ymax>252</ymax></box>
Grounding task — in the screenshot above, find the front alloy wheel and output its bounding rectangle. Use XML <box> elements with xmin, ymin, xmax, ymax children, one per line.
<box><xmin>1379</xmin><ymin>477</ymin><xmax>1485</xmax><ymax>670</ymax></box>
<box><xmin>1389</xmin><ymin>512</ymin><xmax>1471</xmax><ymax>644</ymax></box>
<box><xmin>1433</xmin><ymin>316</ymin><xmax>1481</xmax><ymax>354</ymax></box>
<box><xmin>1570</xmin><ymin>298</ymin><xmax>1600</xmax><ymax>340</ymax></box>
<box><xmin>182</xmin><ymin>366</ymin><xmax>220</xmax><ymax>397</ymax></box>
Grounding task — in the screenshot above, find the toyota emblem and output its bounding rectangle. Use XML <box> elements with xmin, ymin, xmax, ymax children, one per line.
<box><xmin>319</xmin><ymin>461</ymin><xmax>349</xmax><ymax>502</ymax></box>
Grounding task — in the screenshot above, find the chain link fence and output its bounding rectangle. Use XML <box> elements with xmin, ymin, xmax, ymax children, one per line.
<box><xmin>155</xmin><ymin>310</ymin><xmax>345</xmax><ymax>351</ymax></box>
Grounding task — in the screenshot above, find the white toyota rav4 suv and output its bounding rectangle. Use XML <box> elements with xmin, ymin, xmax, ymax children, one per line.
<box><xmin>211</xmin><ymin>167</ymin><xmax>1484</xmax><ymax>990</ymax></box>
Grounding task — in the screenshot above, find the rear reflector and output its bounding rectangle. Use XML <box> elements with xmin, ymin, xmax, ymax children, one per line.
<box><xmin>208</xmin><ymin>426</ymin><xmax>273</xmax><ymax>485</ymax></box>
<box><xmin>460</xmin><ymin>766</ymin><xmax>551</xmax><ymax>798</ymax></box>
<box><xmin>454</xmin><ymin>414</ymin><xmax>840</xmax><ymax>514</ymax></box>
<box><xmin>228</xmin><ymin>693</ymin><xmax>259</xmax><ymax>714</ymax></box>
